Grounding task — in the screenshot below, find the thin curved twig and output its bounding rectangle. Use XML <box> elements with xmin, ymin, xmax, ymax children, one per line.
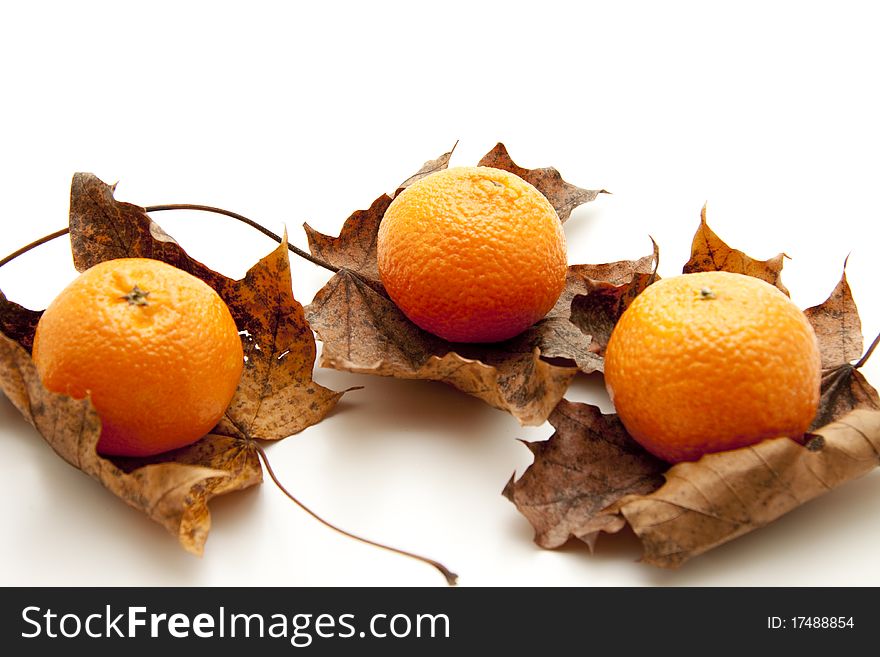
<box><xmin>254</xmin><ymin>443</ymin><xmax>458</xmax><ymax>586</ymax></box>
<box><xmin>855</xmin><ymin>331</ymin><xmax>880</xmax><ymax>370</ymax></box>
<box><xmin>146</xmin><ymin>204</ymin><xmax>338</xmax><ymax>273</ymax></box>
<box><xmin>0</xmin><ymin>204</ymin><xmax>339</xmax><ymax>273</ymax></box>
<box><xmin>0</xmin><ymin>228</ymin><xmax>70</xmax><ymax>268</ymax></box>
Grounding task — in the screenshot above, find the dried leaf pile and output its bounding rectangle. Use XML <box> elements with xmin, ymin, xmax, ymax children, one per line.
<box><xmin>0</xmin><ymin>145</ymin><xmax>878</xmax><ymax>571</ymax></box>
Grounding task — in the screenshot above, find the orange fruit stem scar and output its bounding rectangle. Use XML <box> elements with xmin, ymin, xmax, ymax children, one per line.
<box><xmin>377</xmin><ymin>166</ymin><xmax>567</xmax><ymax>344</ymax></box>
<box><xmin>121</xmin><ymin>285</ymin><xmax>150</xmax><ymax>306</ymax></box>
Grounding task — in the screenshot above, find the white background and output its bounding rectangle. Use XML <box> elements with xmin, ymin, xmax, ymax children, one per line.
<box><xmin>1</xmin><ymin>1</ymin><xmax>878</xmax><ymax>586</ymax></box>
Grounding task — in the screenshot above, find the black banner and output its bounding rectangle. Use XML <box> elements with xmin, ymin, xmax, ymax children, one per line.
<box><xmin>0</xmin><ymin>587</ymin><xmax>871</xmax><ymax>654</ymax></box>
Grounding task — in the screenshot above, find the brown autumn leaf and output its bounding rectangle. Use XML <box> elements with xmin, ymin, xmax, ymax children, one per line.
<box><xmin>215</xmin><ymin>235</ymin><xmax>349</xmax><ymax>442</ymax></box>
<box><xmin>566</xmin><ymin>239</ymin><xmax>659</xmax><ymax>359</ymax></box>
<box><xmin>302</xmin><ymin>143</ymin><xmax>459</xmax><ymax>281</ymax></box>
<box><xmin>683</xmin><ymin>205</ymin><xmax>789</xmax><ymax>296</ymax></box>
<box><xmin>478</xmin><ymin>143</ymin><xmax>608</xmax><ymax>222</ymax></box>
<box><xmin>393</xmin><ymin>142</ymin><xmax>458</xmax><ymax>195</ymax></box>
<box><xmin>0</xmin><ymin>330</ymin><xmax>261</xmax><ymax>555</ymax></box>
<box><xmin>804</xmin><ymin>266</ymin><xmax>863</xmax><ymax>369</ymax></box>
<box><xmin>303</xmin><ymin>194</ymin><xmax>390</xmax><ymax>282</ymax></box>
<box><xmin>502</xmin><ymin>399</ymin><xmax>666</xmax><ymax>549</ymax></box>
<box><xmin>307</xmin><ymin>269</ymin><xmax>579</xmax><ymax>425</ymax></box>
<box><xmin>305</xmin><ymin>147</ymin><xmax>615</xmax><ymax>425</ymax></box>
<box><xmin>0</xmin><ymin>290</ymin><xmax>41</xmax><ymax>352</ymax></box>
<box><xmin>508</xmin><ymin>368</ymin><xmax>880</xmax><ymax>569</ymax></box>
<box><xmin>0</xmin><ymin>173</ymin><xmax>346</xmax><ymax>554</ymax></box>
<box><xmin>610</xmin><ymin>409</ymin><xmax>880</xmax><ymax>568</ymax></box>
<box><xmin>812</xmin><ymin>366</ymin><xmax>880</xmax><ymax>434</ymax></box>
<box><xmin>803</xmin><ymin>266</ymin><xmax>880</xmax><ymax>430</ymax></box>
<box><xmin>506</xmin><ymin>218</ymin><xmax>880</xmax><ymax>568</ymax></box>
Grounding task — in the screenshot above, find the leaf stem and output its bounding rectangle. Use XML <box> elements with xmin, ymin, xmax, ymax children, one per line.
<box><xmin>854</xmin><ymin>331</ymin><xmax>880</xmax><ymax>370</ymax></box>
<box><xmin>253</xmin><ymin>443</ymin><xmax>458</xmax><ymax>586</ymax></box>
<box><xmin>145</xmin><ymin>204</ymin><xmax>338</xmax><ymax>273</ymax></box>
<box><xmin>0</xmin><ymin>205</ymin><xmax>340</xmax><ymax>274</ymax></box>
<box><xmin>0</xmin><ymin>228</ymin><xmax>70</xmax><ymax>268</ymax></box>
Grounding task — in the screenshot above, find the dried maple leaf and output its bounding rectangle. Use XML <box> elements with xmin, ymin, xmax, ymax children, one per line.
<box><xmin>303</xmin><ymin>194</ymin><xmax>390</xmax><ymax>281</ymax></box>
<box><xmin>507</xmin><ymin>316</ymin><xmax>602</xmax><ymax>375</ymax></box>
<box><xmin>566</xmin><ymin>239</ymin><xmax>659</xmax><ymax>359</ymax></box>
<box><xmin>805</xmin><ymin>266</ymin><xmax>863</xmax><ymax>369</ymax></box>
<box><xmin>70</xmin><ymin>174</ymin><xmax>228</xmax><ymax>286</ymax></box>
<box><xmin>304</xmin><ymin>147</ymin><xmax>612</xmax><ymax>425</ymax></box>
<box><xmin>508</xmin><ymin>404</ymin><xmax>880</xmax><ymax>569</ymax></box>
<box><xmin>502</xmin><ymin>399</ymin><xmax>666</xmax><ymax>549</ymax></box>
<box><xmin>610</xmin><ymin>409</ymin><xmax>880</xmax><ymax>568</ymax></box>
<box><xmin>216</xmin><ymin>235</ymin><xmax>348</xmax><ymax>442</ymax></box>
<box><xmin>804</xmin><ymin>266</ymin><xmax>880</xmax><ymax>430</ymax></box>
<box><xmin>506</xmin><ymin>229</ymin><xmax>880</xmax><ymax>568</ymax></box>
<box><xmin>0</xmin><ymin>290</ymin><xmax>41</xmax><ymax>352</ymax></box>
<box><xmin>394</xmin><ymin>142</ymin><xmax>458</xmax><ymax>195</ymax></box>
<box><xmin>0</xmin><ymin>173</ymin><xmax>346</xmax><ymax>554</ymax></box>
<box><xmin>510</xmin><ymin>240</ymin><xmax>659</xmax><ymax>373</ymax></box>
<box><xmin>302</xmin><ymin>143</ymin><xmax>459</xmax><ymax>280</ymax></box>
<box><xmin>307</xmin><ymin>269</ymin><xmax>577</xmax><ymax>425</ymax></box>
<box><xmin>683</xmin><ymin>205</ymin><xmax>789</xmax><ymax>295</ymax></box>
<box><xmin>0</xmin><ymin>331</ymin><xmax>261</xmax><ymax>555</ymax></box>
<box><xmin>478</xmin><ymin>143</ymin><xmax>607</xmax><ymax>222</ymax></box>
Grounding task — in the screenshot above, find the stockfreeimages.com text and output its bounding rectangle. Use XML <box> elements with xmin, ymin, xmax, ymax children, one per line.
<box><xmin>21</xmin><ymin>605</ymin><xmax>450</xmax><ymax>646</ymax></box>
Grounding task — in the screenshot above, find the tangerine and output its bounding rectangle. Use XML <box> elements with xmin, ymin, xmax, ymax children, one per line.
<box><xmin>377</xmin><ymin>166</ymin><xmax>567</xmax><ymax>343</ymax></box>
<box><xmin>604</xmin><ymin>271</ymin><xmax>821</xmax><ymax>463</ymax></box>
<box><xmin>32</xmin><ymin>258</ymin><xmax>243</xmax><ymax>457</ymax></box>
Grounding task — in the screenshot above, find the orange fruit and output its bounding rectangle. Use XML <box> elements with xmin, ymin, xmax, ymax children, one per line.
<box><xmin>33</xmin><ymin>258</ymin><xmax>243</xmax><ymax>457</ymax></box>
<box><xmin>604</xmin><ymin>271</ymin><xmax>821</xmax><ymax>463</ymax></box>
<box><xmin>377</xmin><ymin>166</ymin><xmax>567</xmax><ymax>343</ymax></box>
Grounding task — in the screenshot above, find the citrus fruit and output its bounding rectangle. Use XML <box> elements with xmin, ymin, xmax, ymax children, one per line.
<box><xmin>32</xmin><ymin>258</ymin><xmax>243</xmax><ymax>457</ymax></box>
<box><xmin>377</xmin><ymin>166</ymin><xmax>567</xmax><ymax>343</ymax></box>
<box><xmin>604</xmin><ymin>271</ymin><xmax>821</xmax><ymax>463</ymax></box>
